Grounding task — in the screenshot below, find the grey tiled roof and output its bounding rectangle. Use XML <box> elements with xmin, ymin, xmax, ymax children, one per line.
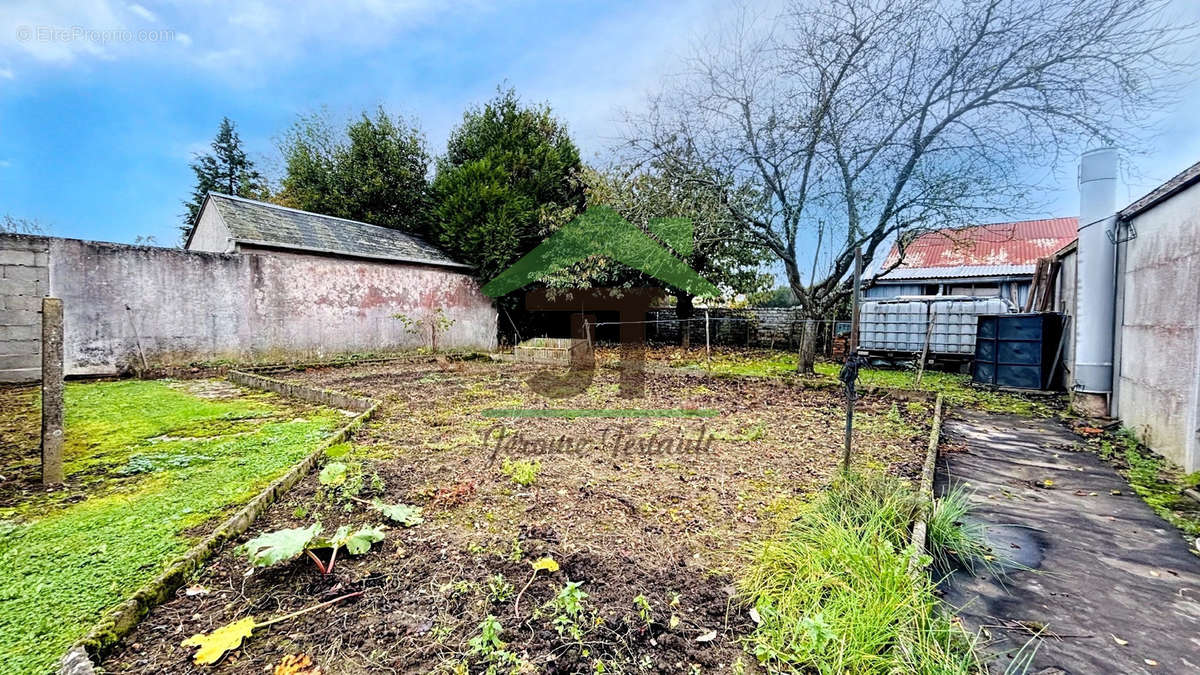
<box><xmin>207</xmin><ymin>193</ymin><xmax>468</xmax><ymax>268</ymax></box>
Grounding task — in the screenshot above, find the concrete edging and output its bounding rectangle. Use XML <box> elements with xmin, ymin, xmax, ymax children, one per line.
<box><xmin>59</xmin><ymin>371</ymin><xmax>381</xmax><ymax>673</ymax></box>
<box><xmin>909</xmin><ymin>393</ymin><xmax>945</xmax><ymax>575</ymax></box>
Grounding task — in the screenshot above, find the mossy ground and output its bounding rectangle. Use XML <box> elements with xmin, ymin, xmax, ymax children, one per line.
<box><xmin>0</xmin><ymin>379</ymin><xmax>343</xmax><ymax>675</ymax></box>
<box><xmin>1090</xmin><ymin>427</ymin><xmax>1200</xmax><ymax>539</ymax></box>
<box><xmin>634</xmin><ymin>346</ymin><xmax>1059</xmax><ymax>416</ymax></box>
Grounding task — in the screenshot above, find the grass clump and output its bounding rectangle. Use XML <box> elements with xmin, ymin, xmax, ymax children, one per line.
<box><xmin>927</xmin><ymin>486</ymin><xmax>1000</xmax><ymax>576</ymax></box>
<box><xmin>739</xmin><ymin>472</ymin><xmax>981</xmax><ymax>674</ymax></box>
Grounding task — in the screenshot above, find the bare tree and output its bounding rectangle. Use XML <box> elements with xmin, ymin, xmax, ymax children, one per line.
<box><xmin>0</xmin><ymin>214</ymin><xmax>46</xmax><ymax>235</ymax></box>
<box><xmin>626</xmin><ymin>0</ymin><xmax>1189</xmax><ymax>372</ymax></box>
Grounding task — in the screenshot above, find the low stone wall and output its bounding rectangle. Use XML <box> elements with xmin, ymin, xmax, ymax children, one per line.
<box><xmin>0</xmin><ymin>233</ymin><xmax>498</xmax><ymax>381</ymax></box>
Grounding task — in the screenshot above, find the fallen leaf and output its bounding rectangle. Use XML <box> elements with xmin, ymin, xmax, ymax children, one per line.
<box><xmin>531</xmin><ymin>557</ymin><xmax>559</xmax><ymax>573</ymax></box>
<box><xmin>1144</xmin><ymin>659</ymin><xmax>1158</xmax><ymax>667</ymax></box>
<box><xmin>274</xmin><ymin>653</ymin><xmax>322</xmax><ymax>675</ymax></box>
<box><xmin>1111</xmin><ymin>634</ymin><xmax>1128</xmax><ymax>646</ymax></box>
<box><xmin>748</xmin><ymin>607</ymin><xmax>761</xmax><ymax>624</ymax></box>
<box><xmin>695</xmin><ymin>630</ymin><xmax>717</xmax><ymax>642</ymax></box>
<box><xmin>181</xmin><ymin>617</ymin><xmax>256</xmax><ymax>665</ymax></box>
<box><xmin>669</xmin><ymin>614</ymin><xmax>680</xmax><ymax>629</ymax></box>
<box><xmin>184</xmin><ymin>586</ymin><xmax>209</xmax><ymax>597</ymax></box>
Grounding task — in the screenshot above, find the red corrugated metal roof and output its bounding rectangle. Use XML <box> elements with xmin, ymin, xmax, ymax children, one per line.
<box><xmin>881</xmin><ymin>217</ymin><xmax>1078</xmax><ymax>272</ymax></box>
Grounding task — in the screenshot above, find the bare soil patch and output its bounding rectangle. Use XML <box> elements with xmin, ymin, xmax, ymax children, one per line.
<box><xmin>105</xmin><ymin>359</ymin><xmax>929</xmax><ymax>674</ymax></box>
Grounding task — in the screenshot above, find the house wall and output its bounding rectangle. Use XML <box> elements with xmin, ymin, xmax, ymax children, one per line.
<box><xmin>186</xmin><ymin>202</ymin><xmax>235</xmax><ymax>253</ymax></box>
<box><xmin>1112</xmin><ymin>181</ymin><xmax>1200</xmax><ymax>472</ymax></box>
<box><xmin>0</xmin><ymin>234</ymin><xmax>497</xmax><ymax>380</ymax></box>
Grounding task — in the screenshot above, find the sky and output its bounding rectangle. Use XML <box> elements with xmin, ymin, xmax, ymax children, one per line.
<box><xmin>1</xmin><ymin>0</ymin><xmax>1199</xmax><ymax>247</ymax></box>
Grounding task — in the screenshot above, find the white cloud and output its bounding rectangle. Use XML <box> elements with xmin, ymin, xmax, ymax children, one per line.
<box><xmin>0</xmin><ymin>159</ymin><xmax>11</xmax><ymax>167</ymax></box>
<box><xmin>126</xmin><ymin>3</ymin><xmax>155</xmax><ymax>22</ymax></box>
<box><xmin>0</xmin><ymin>64</ymin><xmax>12</xmax><ymax>79</ymax></box>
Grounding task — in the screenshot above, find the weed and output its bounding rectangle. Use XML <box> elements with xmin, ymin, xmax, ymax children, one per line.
<box><xmin>927</xmin><ymin>485</ymin><xmax>1003</xmax><ymax>576</ymax></box>
<box><xmin>467</xmin><ymin>615</ymin><xmax>522</xmax><ymax>673</ymax></box>
<box><xmin>633</xmin><ymin>594</ymin><xmax>653</xmax><ymax>626</ymax></box>
<box><xmin>545</xmin><ymin>581</ymin><xmax>589</xmax><ymax>641</ymax></box>
<box><xmin>1102</xmin><ymin>428</ymin><xmax>1200</xmax><ymax>537</ymax></box>
<box><xmin>238</xmin><ymin>523</ymin><xmax>386</xmax><ymax>575</ymax></box>
<box><xmin>487</xmin><ymin>574</ymin><xmax>514</xmax><ymax>603</ymax></box>
<box><xmin>739</xmin><ymin>471</ymin><xmax>983</xmax><ymax>673</ymax></box>
<box><xmin>500</xmin><ymin>458</ymin><xmax>540</xmax><ymax>486</ymax></box>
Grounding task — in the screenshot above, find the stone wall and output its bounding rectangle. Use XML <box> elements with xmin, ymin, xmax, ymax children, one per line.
<box><xmin>0</xmin><ymin>235</ymin><xmax>50</xmax><ymax>382</ymax></box>
<box><xmin>0</xmin><ymin>233</ymin><xmax>497</xmax><ymax>381</ymax></box>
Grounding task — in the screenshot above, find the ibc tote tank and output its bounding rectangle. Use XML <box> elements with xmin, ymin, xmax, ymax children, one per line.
<box><xmin>859</xmin><ymin>296</ymin><xmax>1015</xmax><ymax>357</ymax></box>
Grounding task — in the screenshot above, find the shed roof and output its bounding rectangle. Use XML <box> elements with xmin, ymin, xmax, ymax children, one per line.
<box><xmin>198</xmin><ymin>193</ymin><xmax>468</xmax><ymax>269</ymax></box>
<box><xmin>876</xmin><ymin>217</ymin><xmax>1077</xmax><ymax>281</ymax></box>
<box><xmin>1119</xmin><ymin>159</ymin><xmax>1200</xmax><ymax>220</ymax></box>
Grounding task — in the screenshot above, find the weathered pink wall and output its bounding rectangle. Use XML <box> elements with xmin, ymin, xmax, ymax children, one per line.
<box><xmin>242</xmin><ymin>247</ymin><xmax>496</xmax><ymax>358</ymax></box>
<box><xmin>0</xmin><ymin>235</ymin><xmax>497</xmax><ymax>378</ymax></box>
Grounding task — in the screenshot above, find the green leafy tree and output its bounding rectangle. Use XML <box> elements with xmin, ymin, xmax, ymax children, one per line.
<box><xmin>276</xmin><ymin>107</ymin><xmax>433</xmax><ymax>235</ymax></box>
<box><xmin>183</xmin><ymin>117</ymin><xmax>268</xmax><ymax>241</ymax></box>
<box><xmin>430</xmin><ymin>87</ymin><xmax>585</xmax><ymax>285</ymax></box>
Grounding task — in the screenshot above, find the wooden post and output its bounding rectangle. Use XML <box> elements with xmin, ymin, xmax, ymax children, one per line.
<box><xmin>915</xmin><ymin>309</ymin><xmax>936</xmax><ymax>387</ymax></box>
<box><xmin>41</xmin><ymin>297</ymin><xmax>64</xmax><ymax>485</ymax></box>
<box><xmin>842</xmin><ymin>247</ymin><xmax>863</xmax><ymax>473</ymax></box>
<box><xmin>704</xmin><ymin>308</ymin><xmax>711</xmax><ymax>368</ymax></box>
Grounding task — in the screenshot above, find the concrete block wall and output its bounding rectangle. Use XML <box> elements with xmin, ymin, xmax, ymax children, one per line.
<box><xmin>0</xmin><ymin>235</ymin><xmax>49</xmax><ymax>383</ymax></box>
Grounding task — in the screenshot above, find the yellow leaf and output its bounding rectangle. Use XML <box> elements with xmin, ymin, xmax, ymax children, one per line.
<box><xmin>181</xmin><ymin>617</ymin><xmax>256</xmax><ymax>665</ymax></box>
<box><xmin>1111</xmin><ymin>634</ymin><xmax>1128</xmax><ymax>646</ymax></box>
<box><xmin>531</xmin><ymin>557</ymin><xmax>559</xmax><ymax>573</ymax></box>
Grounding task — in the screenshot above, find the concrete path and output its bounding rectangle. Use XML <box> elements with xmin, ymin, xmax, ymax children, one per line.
<box><xmin>936</xmin><ymin>408</ymin><xmax>1200</xmax><ymax>675</ymax></box>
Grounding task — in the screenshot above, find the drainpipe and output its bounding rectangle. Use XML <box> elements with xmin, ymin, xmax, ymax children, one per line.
<box><xmin>1073</xmin><ymin>148</ymin><xmax>1118</xmax><ymax>416</ymax></box>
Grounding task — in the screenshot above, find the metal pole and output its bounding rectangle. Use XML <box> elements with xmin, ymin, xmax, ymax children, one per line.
<box><xmin>850</xmin><ymin>247</ymin><xmax>862</xmax><ymax>352</ymax></box>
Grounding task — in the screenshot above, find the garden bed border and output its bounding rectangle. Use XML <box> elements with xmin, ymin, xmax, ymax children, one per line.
<box><xmin>59</xmin><ymin>370</ymin><xmax>381</xmax><ymax>674</ymax></box>
<box><xmin>909</xmin><ymin>393</ymin><xmax>945</xmax><ymax>573</ymax></box>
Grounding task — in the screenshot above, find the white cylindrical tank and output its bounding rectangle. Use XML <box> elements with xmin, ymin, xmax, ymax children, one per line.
<box><xmin>1074</xmin><ymin>148</ymin><xmax>1118</xmax><ymax>394</ymax></box>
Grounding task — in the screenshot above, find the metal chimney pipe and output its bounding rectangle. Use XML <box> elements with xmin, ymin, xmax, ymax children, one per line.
<box><xmin>1074</xmin><ymin>148</ymin><xmax>1118</xmax><ymax>403</ymax></box>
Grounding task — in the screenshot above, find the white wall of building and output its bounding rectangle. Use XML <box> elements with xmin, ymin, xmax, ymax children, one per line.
<box><xmin>1113</xmin><ymin>181</ymin><xmax>1200</xmax><ymax>472</ymax></box>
